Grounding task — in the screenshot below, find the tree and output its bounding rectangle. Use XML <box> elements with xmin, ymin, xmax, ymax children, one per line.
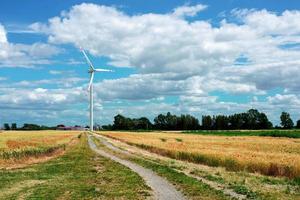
<box><xmin>136</xmin><ymin>117</ymin><xmax>152</xmax><ymax>130</ymax></box>
<box><xmin>296</xmin><ymin>120</ymin><xmax>300</xmax><ymax>129</ymax></box>
<box><xmin>22</xmin><ymin>124</ymin><xmax>42</xmax><ymax>130</ymax></box>
<box><xmin>113</xmin><ymin>114</ymin><xmax>127</xmax><ymax>130</ymax></box>
<box><xmin>229</xmin><ymin>114</ymin><xmax>244</xmax><ymax>129</ymax></box>
<box><xmin>177</xmin><ymin>114</ymin><xmax>200</xmax><ymax>130</ymax></box>
<box><xmin>113</xmin><ymin>114</ymin><xmax>133</xmax><ymax>130</ymax></box>
<box><xmin>215</xmin><ymin>115</ymin><xmax>229</xmax><ymax>130</ymax></box>
<box><xmin>11</xmin><ymin>123</ymin><xmax>17</xmax><ymax>130</ymax></box>
<box><xmin>246</xmin><ymin>109</ymin><xmax>261</xmax><ymax>129</ymax></box>
<box><xmin>258</xmin><ymin>113</ymin><xmax>273</xmax><ymax>129</ymax></box>
<box><xmin>280</xmin><ymin>112</ymin><xmax>294</xmax><ymax>129</ymax></box>
<box><xmin>102</xmin><ymin>124</ymin><xmax>113</xmax><ymax>130</ymax></box>
<box><xmin>4</xmin><ymin>123</ymin><xmax>10</xmax><ymax>130</ymax></box>
<box><xmin>202</xmin><ymin>115</ymin><xmax>213</xmax><ymax>130</ymax></box>
<box><xmin>165</xmin><ymin>112</ymin><xmax>177</xmax><ymax>130</ymax></box>
<box><xmin>154</xmin><ymin>114</ymin><xmax>167</xmax><ymax>130</ymax></box>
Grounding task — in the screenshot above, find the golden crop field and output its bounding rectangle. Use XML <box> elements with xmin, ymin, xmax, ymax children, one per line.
<box><xmin>0</xmin><ymin>130</ymin><xmax>80</xmax><ymax>150</ymax></box>
<box><xmin>102</xmin><ymin>131</ymin><xmax>300</xmax><ymax>178</ymax></box>
<box><xmin>0</xmin><ymin>131</ymin><xmax>80</xmax><ymax>167</ymax></box>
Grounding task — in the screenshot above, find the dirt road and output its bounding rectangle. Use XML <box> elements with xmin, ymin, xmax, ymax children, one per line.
<box><xmin>88</xmin><ymin>134</ymin><xmax>186</xmax><ymax>200</ymax></box>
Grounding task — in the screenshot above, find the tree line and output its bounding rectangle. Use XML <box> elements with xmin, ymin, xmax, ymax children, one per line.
<box><xmin>2</xmin><ymin>109</ymin><xmax>300</xmax><ymax>131</ymax></box>
<box><xmin>104</xmin><ymin>109</ymin><xmax>300</xmax><ymax>130</ymax></box>
<box><xmin>2</xmin><ymin>123</ymin><xmax>56</xmax><ymax>131</ymax></box>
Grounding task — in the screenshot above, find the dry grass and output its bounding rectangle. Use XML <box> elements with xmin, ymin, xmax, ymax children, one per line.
<box><xmin>0</xmin><ymin>131</ymin><xmax>80</xmax><ymax>168</ymax></box>
<box><xmin>0</xmin><ymin>130</ymin><xmax>80</xmax><ymax>149</ymax></box>
<box><xmin>101</xmin><ymin>131</ymin><xmax>300</xmax><ymax>179</ymax></box>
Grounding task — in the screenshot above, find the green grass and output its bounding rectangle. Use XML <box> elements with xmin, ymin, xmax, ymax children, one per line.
<box><xmin>131</xmin><ymin>157</ymin><xmax>229</xmax><ymax>200</ymax></box>
<box><xmin>183</xmin><ymin>130</ymin><xmax>300</xmax><ymax>138</ymax></box>
<box><xmin>229</xmin><ymin>184</ymin><xmax>258</xmax><ymax>199</ymax></box>
<box><xmin>0</xmin><ymin>134</ymin><xmax>150</xmax><ymax>200</ymax></box>
<box><xmin>175</xmin><ymin>138</ymin><xmax>183</xmax><ymax>142</ymax></box>
<box><xmin>190</xmin><ymin>169</ymin><xmax>225</xmax><ymax>184</ymax></box>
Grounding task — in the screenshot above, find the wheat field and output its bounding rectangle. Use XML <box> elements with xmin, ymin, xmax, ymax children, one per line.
<box><xmin>0</xmin><ymin>131</ymin><xmax>80</xmax><ymax>167</ymax></box>
<box><xmin>102</xmin><ymin>131</ymin><xmax>300</xmax><ymax>178</ymax></box>
<box><xmin>0</xmin><ymin>130</ymin><xmax>80</xmax><ymax>149</ymax></box>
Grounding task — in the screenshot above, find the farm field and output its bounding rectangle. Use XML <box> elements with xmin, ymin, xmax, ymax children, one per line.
<box><xmin>183</xmin><ymin>130</ymin><xmax>300</xmax><ymax>138</ymax></box>
<box><xmin>0</xmin><ymin>133</ymin><xmax>151</xmax><ymax>199</ymax></box>
<box><xmin>0</xmin><ymin>130</ymin><xmax>80</xmax><ymax>168</ymax></box>
<box><xmin>0</xmin><ymin>130</ymin><xmax>299</xmax><ymax>199</ymax></box>
<box><xmin>0</xmin><ymin>130</ymin><xmax>80</xmax><ymax>148</ymax></box>
<box><xmin>99</xmin><ymin>131</ymin><xmax>300</xmax><ymax>199</ymax></box>
<box><xmin>101</xmin><ymin>131</ymin><xmax>300</xmax><ymax>179</ymax></box>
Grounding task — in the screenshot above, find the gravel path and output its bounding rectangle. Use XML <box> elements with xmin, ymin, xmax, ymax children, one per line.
<box><xmin>88</xmin><ymin>134</ymin><xmax>186</xmax><ymax>200</ymax></box>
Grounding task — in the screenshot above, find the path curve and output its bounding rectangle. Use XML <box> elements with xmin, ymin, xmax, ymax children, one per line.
<box><xmin>88</xmin><ymin>134</ymin><xmax>186</xmax><ymax>200</ymax></box>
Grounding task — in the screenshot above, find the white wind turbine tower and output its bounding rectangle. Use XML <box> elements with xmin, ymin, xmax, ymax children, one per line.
<box><xmin>80</xmin><ymin>48</ymin><xmax>113</xmax><ymax>131</ymax></box>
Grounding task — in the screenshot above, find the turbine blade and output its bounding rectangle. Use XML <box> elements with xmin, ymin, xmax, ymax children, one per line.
<box><xmin>94</xmin><ymin>68</ymin><xmax>114</xmax><ymax>72</ymax></box>
<box><xmin>80</xmin><ymin>48</ymin><xmax>94</xmax><ymax>70</ymax></box>
<box><xmin>88</xmin><ymin>72</ymin><xmax>94</xmax><ymax>91</ymax></box>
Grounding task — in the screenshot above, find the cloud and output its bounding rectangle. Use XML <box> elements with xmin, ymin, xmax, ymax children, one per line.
<box><xmin>267</xmin><ymin>94</ymin><xmax>300</xmax><ymax>107</ymax></box>
<box><xmin>0</xmin><ymin>23</ymin><xmax>61</xmax><ymax>68</ymax></box>
<box><xmin>3</xmin><ymin>77</ymin><xmax>86</xmax><ymax>88</ymax></box>
<box><xmin>33</xmin><ymin>3</ymin><xmax>300</xmax><ymax>96</ymax></box>
<box><xmin>172</xmin><ymin>4</ymin><xmax>207</xmax><ymax>18</ymax></box>
<box><xmin>2</xmin><ymin>4</ymin><xmax>300</xmax><ymax>125</ymax></box>
<box><xmin>243</xmin><ymin>9</ymin><xmax>300</xmax><ymax>35</ymax></box>
<box><xmin>0</xmin><ymin>87</ymin><xmax>85</xmax><ymax>110</ymax></box>
<box><xmin>49</xmin><ymin>70</ymin><xmax>63</xmax><ymax>75</ymax></box>
<box><xmin>0</xmin><ymin>24</ymin><xmax>7</xmax><ymax>43</ymax></box>
<box><xmin>36</xmin><ymin>3</ymin><xmax>238</xmax><ymax>77</ymax></box>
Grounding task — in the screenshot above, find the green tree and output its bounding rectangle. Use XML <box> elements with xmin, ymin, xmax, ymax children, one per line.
<box><xmin>296</xmin><ymin>120</ymin><xmax>300</xmax><ymax>129</ymax></box>
<box><xmin>136</xmin><ymin>117</ymin><xmax>152</xmax><ymax>130</ymax></box>
<box><xmin>4</xmin><ymin>123</ymin><xmax>10</xmax><ymax>130</ymax></box>
<box><xmin>215</xmin><ymin>115</ymin><xmax>229</xmax><ymax>130</ymax></box>
<box><xmin>11</xmin><ymin>123</ymin><xmax>17</xmax><ymax>130</ymax></box>
<box><xmin>113</xmin><ymin>114</ymin><xmax>133</xmax><ymax>130</ymax></box>
<box><xmin>22</xmin><ymin>124</ymin><xmax>42</xmax><ymax>130</ymax></box>
<box><xmin>177</xmin><ymin>114</ymin><xmax>200</xmax><ymax>130</ymax></box>
<box><xmin>202</xmin><ymin>115</ymin><xmax>213</xmax><ymax>130</ymax></box>
<box><xmin>229</xmin><ymin>114</ymin><xmax>244</xmax><ymax>129</ymax></box>
<box><xmin>247</xmin><ymin>109</ymin><xmax>261</xmax><ymax>129</ymax></box>
<box><xmin>258</xmin><ymin>113</ymin><xmax>273</xmax><ymax>129</ymax></box>
<box><xmin>280</xmin><ymin>112</ymin><xmax>294</xmax><ymax>129</ymax></box>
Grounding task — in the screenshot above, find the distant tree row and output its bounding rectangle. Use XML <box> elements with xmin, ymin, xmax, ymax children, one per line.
<box><xmin>2</xmin><ymin>110</ymin><xmax>299</xmax><ymax>131</ymax></box>
<box><xmin>2</xmin><ymin>123</ymin><xmax>56</xmax><ymax>131</ymax></box>
<box><xmin>109</xmin><ymin>112</ymin><xmax>200</xmax><ymax>130</ymax></box>
<box><xmin>201</xmin><ymin>109</ymin><xmax>273</xmax><ymax>130</ymax></box>
<box><xmin>103</xmin><ymin>109</ymin><xmax>300</xmax><ymax>130</ymax></box>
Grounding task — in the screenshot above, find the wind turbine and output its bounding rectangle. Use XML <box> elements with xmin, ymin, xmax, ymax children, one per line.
<box><xmin>80</xmin><ymin>48</ymin><xmax>113</xmax><ymax>131</ymax></box>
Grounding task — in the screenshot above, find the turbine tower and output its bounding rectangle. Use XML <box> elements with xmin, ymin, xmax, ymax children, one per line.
<box><xmin>80</xmin><ymin>48</ymin><xmax>113</xmax><ymax>131</ymax></box>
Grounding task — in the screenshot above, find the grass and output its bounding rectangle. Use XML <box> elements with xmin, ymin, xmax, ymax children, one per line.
<box><xmin>0</xmin><ymin>134</ymin><xmax>150</xmax><ymax>199</ymax></box>
<box><xmin>229</xmin><ymin>184</ymin><xmax>258</xmax><ymax>199</ymax></box>
<box><xmin>183</xmin><ymin>130</ymin><xmax>300</xmax><ymax>138</ymax></box>
<box><xmin>101</xmin><ymin>131</ymin><xmax>300</xmax><ymax>179</ymax></box>
<box><xmin>132</xmin><ymin>157</ymin><xmax>229</xmax><ymax>200</ymax></box>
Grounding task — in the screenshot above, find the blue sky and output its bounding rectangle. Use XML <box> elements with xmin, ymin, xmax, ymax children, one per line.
<box><xmin>1</xmin><ymin>0</ymin><xmax>300</xmax><ymax>126</ymax></box>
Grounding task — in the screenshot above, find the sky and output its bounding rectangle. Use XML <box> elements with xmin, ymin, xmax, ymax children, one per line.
<box><xmin>1</xmin><ymin>0</ymin><xmax>300</xmax><ymax>126</ymax></box>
